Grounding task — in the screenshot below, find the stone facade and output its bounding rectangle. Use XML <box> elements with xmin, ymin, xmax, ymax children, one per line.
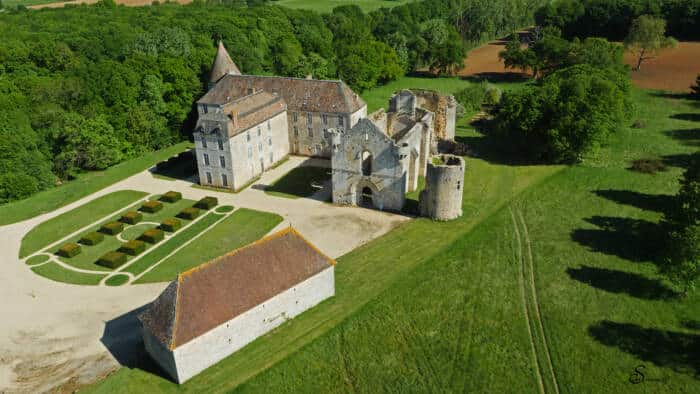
<box><xmin>419</xmin><ymin>154</ymin><xmax>465</xmax><ymax>221</ymax></box>
<box><xmin>402</xmin><ymin>89</ymin><xmax>458</xmax><ymax>147</ymax></box>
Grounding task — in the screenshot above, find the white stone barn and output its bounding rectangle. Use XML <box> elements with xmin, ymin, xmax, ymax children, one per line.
<box><xmin>138</xmin><ymin>228</ymin><xmax>336</xmax><ymax>384</ymax></box>
<box><xmin>193</xmin><ymin>41</ymin><xmax>367</xmax><ymax>191</ymax></box>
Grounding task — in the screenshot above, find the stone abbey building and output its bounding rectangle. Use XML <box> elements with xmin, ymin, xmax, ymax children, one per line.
<box><xmin>193</xmin><ymin>42</ymin><xmax>464</xmax><ymax>219</ymax></box>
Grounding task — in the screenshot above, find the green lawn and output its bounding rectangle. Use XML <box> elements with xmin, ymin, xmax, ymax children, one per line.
<box><xmin>87</xmin><ymin>88</ymin><xmax>700</xmax><ymax>393</ymax></box>
<box><xmin>274</xmin><ymin>0</ymin><xmax>412</xmax><ymax>13</ymax></box>
<box><xmin>135</xmin><ymin>208</ymin><xmax>284</xmax><ymax>283</ymax></box>
<box><xmin>31</xmin><ymin>261</ymin><xmax>107</xmax><ymax>285</ymax></box>
<box><xmin>0</xmin><ymin>142</ymin><xmax>191</xmax><ymax>227</ymax></box>
<box><xmin>123</xmin><ymin>211</ymin><xmax>225</xmax><ymax>277</ymax></box>
<box><xmin>19</xmin><ymin>190</ymin><xmax>148</xmax><ymax>258</ymax></box>
<box><xmin>47</xmin><ymin>198</ymin><xmax>195</xmax><ymax>273</ymax></box>
<box><xmin>264</xmin><ymin>166</ymin><xmax>331</xmax><ymax>199</ymax></box>
<box><xmin>105</xmin><ymin>274</ymin><xmax>130</xmax><ymax>287</ymax></box>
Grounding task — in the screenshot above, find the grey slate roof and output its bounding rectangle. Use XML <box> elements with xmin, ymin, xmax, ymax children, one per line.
<box><xmin>209</xmin><ymin>41</ymin><xmax>241</xmax><ymax>85</ymax></box>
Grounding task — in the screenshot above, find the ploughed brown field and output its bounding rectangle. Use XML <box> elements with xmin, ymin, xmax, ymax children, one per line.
<box><xmin>460</xmin><ymin>39</ymin><xmax>700</xmax><ymax>93</ymax></box>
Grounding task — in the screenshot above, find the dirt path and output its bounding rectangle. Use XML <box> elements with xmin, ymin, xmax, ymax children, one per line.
<box><xmin>0</xmin><ymin>156</ymin><xmax>408</xmax><ymax>392</ymax></box>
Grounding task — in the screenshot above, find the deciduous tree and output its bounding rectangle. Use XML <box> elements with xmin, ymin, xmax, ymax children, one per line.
<box><xmin>624</xmin><ymin>15</ymin><xmax>677</xmax><ymax>71</ymax></box>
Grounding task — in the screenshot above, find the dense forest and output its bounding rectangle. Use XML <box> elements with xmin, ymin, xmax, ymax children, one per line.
<box><xmin>536</xmin><ymin>0</ymin><xmax>700</xmax><ymax>40</ymax></box>
<box><xmin>0</xmin><ymin>0</ymin><xmax>545</xmax><ymax>204</ymax></box>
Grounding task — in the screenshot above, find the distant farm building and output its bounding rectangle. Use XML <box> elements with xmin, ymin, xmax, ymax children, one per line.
<box><xmin>138</xmin><ymin>227</ymin><xmax>336</xmax><ymax>384</ymax></box>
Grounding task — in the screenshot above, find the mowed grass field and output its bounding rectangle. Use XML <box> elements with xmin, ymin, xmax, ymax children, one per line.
<box><xmin>87</xmin><ymin>84</ymin><xmax>700</xmax><ymax>392</ymax></box>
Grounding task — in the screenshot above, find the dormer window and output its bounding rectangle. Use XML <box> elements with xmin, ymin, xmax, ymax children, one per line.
<box><xmin>202</xmin><ymin>105</ymin><xmax>208</xmax><ymax>114</ymax></box>
<box><xmin>202</xmin><ymin>138</ymin><xmax>207</xmax><ymax>149</ymax></box>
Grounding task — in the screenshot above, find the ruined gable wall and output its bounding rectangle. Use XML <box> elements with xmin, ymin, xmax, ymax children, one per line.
<box><xmin>410</xmin><ymin>89</ymin><xmax>457</xmax><ymax>143</ymax></box>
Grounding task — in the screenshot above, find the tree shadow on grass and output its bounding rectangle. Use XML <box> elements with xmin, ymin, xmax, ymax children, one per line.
<box><xmin>567</xmin><ymin>266</ymin><xmax>678</xmax><ymax>300</ymax></box>
<box><xmin>670</xmin><ymin>113</ymin><xmax>700</xmax><ymax>123</ymax></box>
<box><xmin>570</xmin><ymin>216</ymin><xmax>662</xmax><ymax>263</ymax></box>
<box><xmin>665</xmin><ymin>128</ymin><xmax>700</xmax><ymax>146</ymax></box>
<box><xmin>588</xmin><ymin>320</ymin><xmax>700</xmax><ymax>377</ymax></box>
<box><xmin>461</xmin><ymin>72</ymin><xmax>531</xmax><ymax>83</ymax></box>
<box><xmin>662</xmin><ymin>153</ymin><xmax>694</xmax><ymax>169</ymax></box>
<box><xmin>593</xmin><ymin>189</ymin><xmax>674</xmax><ymax>215</ymax></box>
<box><xmin>100</xmin><ymin>304</ymin><xmax>172</xmax><ymax>382</ymax></box>
<box><xmin>455</xmin><ymin>134</ymin><xmax>541</xmax><ymax>166</ymax></box>
<box><xmin>149</xmin><ymin>150</ymin><xmax>197</xmax><ymax>182</ymax></box>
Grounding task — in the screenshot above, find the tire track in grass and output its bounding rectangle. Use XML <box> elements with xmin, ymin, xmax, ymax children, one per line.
<box><xmin>517</xmin><ymin>210</ymin><xmax>560</xmax><ymax>394</ymax></box>
<box><xmin>510</xmin><ymin>207</ymin><xmax>546</xmax><ymax>394</ymax></box>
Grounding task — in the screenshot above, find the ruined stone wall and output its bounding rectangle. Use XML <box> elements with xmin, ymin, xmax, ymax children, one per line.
<box><xmin>419</xmin><ymin>154</ymin><xmax>465</xmax><ymax>221</ymax></box>
<box><xmin>410</xmin><ymin>89</ymin><xmax>457</xmax><ymax>144</ymax></box>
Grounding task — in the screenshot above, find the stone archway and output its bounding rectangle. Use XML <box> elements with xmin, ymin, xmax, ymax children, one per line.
<box><xmin>353</xmin><ymin>180</ymin><xmax>380</xmax><ymax>210</ymax></box>
<box><xmin>359</xmin><ymin>187</ymin><xmax>373</xmax><ymax>208</ymax></box>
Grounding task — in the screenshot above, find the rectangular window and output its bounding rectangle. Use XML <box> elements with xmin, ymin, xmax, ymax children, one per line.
<box><xmin>338</xmin><ymin>115</ymin><xmax>344</xmax><ymax>126</ymax></box>
<box><xmin>219</xmin><ymin>155</ymin><xmax>226</xmax><ymax>168</ymax></box>
<box><xmin>307</xmin><ymin>112</ymin><xmax>313</xmax><ymax>126</ymax></box>
<box><xmin>203</xmin><ymin>105</ymin><xmax>208</xmax><ymax>114</ymax></box>
<box><xmin>217</xmin><ymin>139</ymin><xmax>224</xmax><ymax>150</ymax></box>
<box><xmin>294</xmin><ymin>126</ymin><xmax>299</xmax><ymax>136</ymax></box>
<box><xmin>203</xmin><ymin>153</ymin><xmax>210</xmax><ymax>166</ymax></box>
<box><xmin>267</xmin><ymin>120</ymin><xmax>271</xmax><ymax>130</ymax></box>
<box><xmin>308</xmin><ymin>128</ymin><xmax>313</xmax><ymax>138</ymax></box>
<box><xmin>322</xmin><ymin>114</ymin><xmax>328</xmax><ymax>125</ymax></box>
<box><xmin>221</xmin><ymin>173</ymin><xmax>228</xmax><ymax>187</ymax></box>
<box><xmin>268</xmin><ymin>137</ymin><xmax>272</xmax><ymax>146</ymax></box>
<box><xmin>247</xmin><ymin>147</ymin><xmax>252</xmax><ymax>158</ymax></box>
<box><xmin>269</xmin><ymin>153</ymin><xmax>273</xmax><ymax>163</ymax></box>
<box><xmin>206</xmin><ymin>172</ymin><xmax>212</xmax><ymax>184</ymax></box>
<box><xmin>246</xmin><ymin>132</ymin><xmax>250</xmax><ymax>142</ymax></box>
<box><xmin>293</xmin><ymin>112</ymin><xmax>298</xmax><ymax>122</ymax></box>
<box><xmin>257</xmin><ymin>127</ymin><xmax>261</xmax><ymax>136</ymax></box>
<box><xmin>202</xmin><ymin>137</ymin><xmax>207</xmax><ymax>149</ymax></box>
<box><xmin>258</xmin><ymin>143</ymin><xmax>262</xmax><ymax>152</ymax></box>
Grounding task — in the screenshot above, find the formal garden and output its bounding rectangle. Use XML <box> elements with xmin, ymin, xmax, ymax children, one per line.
<box><xmin>21</xmin><ymin>190</ymin><xmax>282</xmax><ymax>286</ymax></box>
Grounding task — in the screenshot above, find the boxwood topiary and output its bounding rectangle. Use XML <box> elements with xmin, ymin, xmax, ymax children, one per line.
<box><xmin>160</xmin><ymin>218</ymin><xmax>182</xmax><ymax>232</ymax></box>
<box><xmin>139</xmin><ymin>228</ymin><xmax>164</xmax><ymax>244</ymax></box>
<box><xmin>118</xmin><ymin>240</ymin><xmax>147</xmax><ymax>256</ymax></box>
<box><xmin>99</xmin><ymin>221</ymin><xmax>124</xmax><ymax>235</ymax></box>
<box><xmin>177</xmin><ymin>207</ymin><xmax>200</xmax><ymax>220</ymax></box>
<box><xmin>97</xmin><ymin>251</ymin><xmax>128</xmax><ymax>269</ymax></box>
<box><xmin>194</xmin><ymin>196</ymin><xmax>218</xmax><ymax>210</ymax></box>
<box><xmin>140</xmin><ymin>200</ymin><xmax>163</xmax><ymax>213</ymax></box>
<box><xmin>119</xmin><ymin>211</ymin><xmax>143</xmax><ymax>225</ymax></box>
<box><xmin>160</xmin><ymin>191</ymin><xmax>182</xmax><ymax>203</ymax></box>
<box><xmin>79</xmin><ymin>232</ymin><xmax>104</xmax><ymax>246</ymax></box>
<box><xmin>57</xmin><ymin>243</ymin><xmax>81</xmax><ymax>258</ymax></box>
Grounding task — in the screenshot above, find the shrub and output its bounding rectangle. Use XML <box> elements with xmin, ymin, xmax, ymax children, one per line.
<box><xmin>79</xmin><ymin>232</ymin><xmax>104</xmax><ymax>246</ymax></box>
<box><xmin>454</xmin><ymin>82</ymin><xmax>487</xmax><ymax>112</ymax></box>
<box><xmin>160</xmin><ymin>218</ymin><xmax>182</xmax><ymax>232</ymax></box>
<box><xmin>99</xmin><ymin>221</ymin><xmax>124</xmax><ymax>235</ymax></box>
<box><xmin>118</xmin><ymin>240</ymin><xmax>147</xmax><ymax>256</ymax></box>
<box><xmin>57</xmin><ymin>243</ymin><xmax>81</xmax><ymax>258</ymax></box>
<box><xmin>632</xmin><ymin>119</ymin><xmax>646</xmax><ymax>129</ymax></box>
<box><xmin>97</xmin><ymin>251</ymin><xmax>128</xmax><ymax>269</ymax></box>
<box><xmin>140</xmin><ymin>200</ymin><xmax>163</xmax><ymax>213</ymax></box>
<box><xmin>139</xmin><ymin>228</ymin><xmax>164</xmax><ymax>244</ymax></box>
<box><xmin>194</xmin><ymin>196</ymin><xmax>218</xmax><ymax>210</ymax></box>
<box><xmin>160</xmin><ymin>191</ymin><xmax>182</xmax><ymax>203</ymax></box>
<box><xmin>119</xmin><ymin>211</ymin><xmax>143</xmax><ymax>225</ymax></box>
<box><xmin>630</xmin><ymin>158</ymin><xmax>668</xmax><ymax>174</ymax></box>
<box><xmin>177</xmin><ymin>207</ymin><xmax>200</xmax><ymax>220</ymax></box>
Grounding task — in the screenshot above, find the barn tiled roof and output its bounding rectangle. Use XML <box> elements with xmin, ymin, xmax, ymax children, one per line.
<box><xmin>210</xmin><ymin>41</ymin><xmax>241</xmax><ymax>85</ymax></box>
<box><xmin>225</xmin><ymin>91</ymin><xmax>286</xmax><ymax>137</ymax></box>
<box><xmin>198</xmin><ymin>74</ymin><xmax>366</xmax><ymax>114</ymax></box>
<box><xmin>137</xmin><ymin>227</ymin><xmax>335</xmax><ymax>350</ymax></box>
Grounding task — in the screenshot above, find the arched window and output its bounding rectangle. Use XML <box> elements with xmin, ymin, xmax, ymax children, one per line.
<box><xmin>362</xmin><ymin>151</ymin><xmax>372</xmax><ymax>176</ymax></box>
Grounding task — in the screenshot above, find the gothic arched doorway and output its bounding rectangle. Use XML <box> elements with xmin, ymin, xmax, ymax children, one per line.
<box><xmin>360</xmin><ymin>187</ymin><xmax>373</xmax><ymax>208</ymax></box>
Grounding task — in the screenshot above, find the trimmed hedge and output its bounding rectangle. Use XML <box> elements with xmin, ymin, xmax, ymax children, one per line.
<box><xmin>119</xmin><ymin>211</ymin><xmax>143</xmax><ymax>225</ymax></box>
<box><xmin>160</xmin><ymin>191</ymin><xmax>182</xmax><ymax>203</ymax></box>
<box><xmin>177</xmin><ymin>207</ymin><xmax>200</xmax><ymax>220</ymax></box>
<box><xmin>118</xmin><ymin>240</ymin><xmax>147</xmax><ymax>256</ymax></box>
<box><xmin>160</xmin><ymin>218</ymin><xmax>182</xmax><ymax>232</ymax></box>
<box><xmin>194</xmin><ymin>196</ymin><xmax>218</xmax><ymax>210</ymax></box>
<box><xmin>57</xmin><ymin>242</ymin><xmax>81</xmax><ymax>258</ymax></box>
<box><xmin>140</xmin><ymin>200</ymin><xmax>163</xmax><ymax>213</ymax></box>
<box><xmin>99</xmin><ymin>221</ymin><xmax>124</xmax><ymax>235</ymax></box>
<box><xmin>79</xmin><ymin>232</ymin><xmax>104</xmax><ymax>246</ymax></box>
<box><xmin>97</xmin><ymin>251</ymin><xmax>128</xmax><ymax>269</ymax></box>
<box><xmin>139</xmin><ymin>228</ymin><xmax>164</xmax><ymax>244</ymax></box>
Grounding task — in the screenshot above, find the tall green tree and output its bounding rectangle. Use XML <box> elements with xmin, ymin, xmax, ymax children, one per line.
<box><xmin>624</xmin><ymin>14</ymin><xmax>677</xmax><ymax>71</ymax></box>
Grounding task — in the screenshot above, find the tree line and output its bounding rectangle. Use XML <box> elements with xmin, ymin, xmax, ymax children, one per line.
<box><xmin>0</xmin><ymin>0</ymin><xmax>547</xmax><ymax>204</ymax></box>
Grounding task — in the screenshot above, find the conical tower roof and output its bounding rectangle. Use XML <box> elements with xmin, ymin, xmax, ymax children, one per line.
<box><xmin>210</xmin><ymin>41</ymin><xmax>241</xmax><ymax>85</ymax></box>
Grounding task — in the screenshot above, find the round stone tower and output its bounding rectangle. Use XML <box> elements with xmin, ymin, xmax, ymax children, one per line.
<box><xmin>419</xmin><ymin>154</ymin><xmax>465</xmax><ymax>221</ymax></box>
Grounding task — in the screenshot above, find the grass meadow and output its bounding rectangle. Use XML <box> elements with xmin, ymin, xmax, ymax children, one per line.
<box><xmin>86</xmin><ymin>82</ymin><xmax>700</xmax><ymax>393</ymax></box>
